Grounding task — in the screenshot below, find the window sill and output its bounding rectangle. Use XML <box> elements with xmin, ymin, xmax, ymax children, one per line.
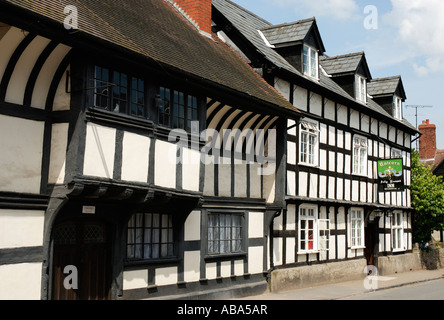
<box><xmin>124</xmin><ymin>257</ymin><xmax>180</xmax><ymax>268</ymax></box>
<box><xmin>351</xmin><ymin>246</ymin><xmax>366</xmax><ymax>250</ymax></box>
<box><xmin>297</xmin><ymin>250</ymin><xmax>319</xmax><ymax>255</ymax></box>
<box><xmin>204</xmin><ymin>252</ymin><xmax>247</xmax><ymax>261</ymax></box>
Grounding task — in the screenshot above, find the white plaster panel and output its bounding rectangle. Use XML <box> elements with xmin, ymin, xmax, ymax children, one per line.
<box><xmin>273</xmin><ymin>212</ymin><xmax>283</xmax><ymax>231</ymax></box>
<box><xmin>182</xmin><ymin>147</ymin><xmax>200</xmax><ymax>192</ymax></box>
<box><xmin>234</xmin><ymin>162</ymin><xmax>247</xmax><ymax>198</ymax></box>
<box><xmin>328</xmin><ymin>176</ymin><xmax>335</xmax><ymax>200</ymax></box>
<box><xmin>288</xmin><ymin>119</ymin><xmax>297</xmax><ymax>136</ymax></box>
<box><xmin>206</xmin><ymin>262</ymin><xmax>217</xmax><ymax>280</ymax></box>
<box><xmin>286</xmin><ymin>204</ymin><xmax>296</xmax><ymax>230</ymax></box>
<box><xmin>263</xmin><ymin>170</ymin><xmax>275</xmax><ymax>203</ymax></box>
<box><xmin>250</xmin><ymin>163</ymin><xmax>262</xmax><ymax>198</ymax></box>
<box><xmin>337</xmin><ymin>129</ymin><xmax>344</xmax><ymax>149</ymax></box>
<box><xmin>324</xmin><ymin>98</ymin><xmax>335</xmax><ymax>121</ymax></box>
<box><xmin>273</xmin><ymin>238</ymin><xmax>283</xmax><ymax>266</ymax></box>
<box><xmin>337</xmin><ymin>178</ymin><xmax>343</xmax><ymax>200</ymax></box>
<box><xmin>83</xmin><ymin>123</ymin><xmax>116</xmax><ymax>179</ymax></box>
<box><xmin>154</xmin><ymin>140</ymin><xmax>176</xmax><ymax>189</ymax></box>
<box><xmin>0</xmin><ymin>115</ymin><xmax>44</xmax><ymax>194</ymax></box>
<box><xmin>184</xmin><ymin>210</ymin><xmax>201</xmax><ymax>241</ymax></box>
<box><xmin>221</xmin><ymin>261</ymin><xmax>231</xmax><ymax>278</ymax></box>
<box><xmin>121</xmin><ymin>132</ymin><xmax>150</xmax><ymax>183</ymax></box>
<box><xmin>298</xmin><ymin>172</ymin><xmax>308</xmax><ymax>197</ymax></box>
<box><xmin>184</xmin><ymin>251</ymin><xmax>200</xmax><ymax>282</ymax></box>
<box><xmin>361</xmin><ymin>115</ymin><xmax>370</xmax><ymax>133</ymax></box>
<box><xmin>249</xmin><ymin>211</ymin><xmax>264</xmax><ymax>239</ymax></box>
<box><xmin>337</xmin><ymin>105</ymin><xmax>347</xmax><ymax>125</ymax></box>
<box><xmin>293</xmin><ymin>85</ymin><xmax>307</xmax><ymax>111</ymax></box>
<box><xmin>48</xmin><ymin>123</ymin><xmax>68</xmax><ymax>185</ymax></box>
<box><xmin>31</xmin><ymin>44</ymin><xmax>71</xmax><ymax>109</ymax></box>
<box><xmin>287</xmin><ymin>141</ymin><xmax>296</xmax><ymax>165</ymax></box>
<box><xmin>380</xmin><ymin>123</ymin><xmax>388</xmax><ymax>139</ymax></box>
<box><xmin>0</xmin><ymin>262</ymin><xmax>42</xmax><ymax>300</ymax></box>
<box><xmin>274</xmin><ymin>77</ymin><xmax>290</xmax><ymax>101</ymax></box>
<box><xmin>350</xmin><ymin>110</ymin><xmax>359</xmax><ymax>129</ymax></box>
<box><xmin>344</xmin><ymin>132</ymin><xmax>351</xmax><ymax>150</ymax></box>
<box><xmin>203</xmin><ymin>163</ymin><xmax>214</xmax><ymax>196</ymax></box>
<box><xmin>234</xmin><ymin>260</ymin><xmax>244</xmax><ymax>276</ymax></box>
<box><xmin>319</xmin><ymin>175</ymin><xmax>327</xmax><ymax>199</ymax></box>
<box><xmin>249</xmin><ymin>246</ymin><xmax>264</xmax><ymax>274</ymax></box>
<box><xmin>53</xmin><ymin>65</ymin><xmax>71</xmax><ymax>111</ymax></box>
<box><xmin>344</xmin><ymin>179</ymin><xmax>351</xmax><ymax>201</ymax></box>
<box><xmin>155</xmin><ymin>267</ymin><xmax>178</xmax><ymax>286</ymax></box>
<box><xmin>320</xmin><ymin>123</ymin><xmax>327</xmax><ymax>144</ymax></box>
<box><xmin>328</xmin><ymin>151</ymin><xmax>335</xmax><ymax>172</ymax></box>
<box><xmin>337</xmin><ymin>235</ymin><xmax>346</xmax><ymax>259</ymax></box>
<box><xmin>123</xmin><ymin>269</ymin><xmax>148</xmax><ymax>290</ymax></box>
<box><xmin>286</xmin><ymin>238</ymin><xmax>296</xmax><ymax>264</ymax></box>
<box><xmin>0</xmin><ymin>209</ymin><xmax>44</xmax><ymax>249</ymax></box>
<box><xmin>0</xmin><ymin>27</ymin><xmax>28</xmax><ymax>83</ymax></box>
<box><xmin>328</xmin><ymin>125</ymin><xmax>336</xmax><ymax>146</ymax></box>
<box><xmin>360</xmin><ymin>181</ymin><xmax>367</xmax><ymax>202</ymax></box>
<box><xmin>319</xmin><ymin>149</ymin><xmax>327</xmax><ymax>170</ymax></box>
<box><xmin>352</xmin><ymin>180</ymin><xmax>359</xmax><ymax>201</ymax></box>
<box><xmin>310</xmin><ymin>173</ymin><xmax>318</xmax><ymax>198</ymax></box>
<box><xmin>310</xmin><ymin>92</ymin><xmax>322</xmax><ymax>116</ymax></box>
<box><xmin>337</xmin><ymin>153</ymin><xmax>344</xmax><ymax>173</ymax></box>
<box><xmin>218</xmin><ymin>158</ymin><xmax>231</xmax><ymax>197</ymax></box>
<box><xmin>5</xmin><ymin>36</ymin><xmax>51</xmax><ymax>105</ymax></box>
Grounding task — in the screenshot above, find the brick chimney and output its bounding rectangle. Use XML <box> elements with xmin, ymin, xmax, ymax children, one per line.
<box><xmin>418</xmin><ymin>119</ymin><xmax>437</xmax><ymax>160</ymax></box>
<box><xmin>173</xmin><ymin>0</ymin><xmax>212</xmax><ymax>37</ymax></box>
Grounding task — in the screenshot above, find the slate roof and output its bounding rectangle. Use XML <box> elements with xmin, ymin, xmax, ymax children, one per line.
<box><xmin>213</xmin><ymin>0</ymin><xmax>417</xmax><ymax>132</ymax></box>
<box><xmin>368</xmin><ymin>76</ymin><xmax>406</xmax><ymax>100</ymax></box>
<box><xmin>0</xmin><ymin>0</ymin><xmax>298</xmax><ymax>115</ymax></box>
<box><xmin>260</xmin><ymin>18</ymin><xmax>315</xmax><ymax>47</ymax></box>
<box><xmin>320</xmin><ymin>52</ymin><xmax>365</xmax><ymax>75</ymax></box>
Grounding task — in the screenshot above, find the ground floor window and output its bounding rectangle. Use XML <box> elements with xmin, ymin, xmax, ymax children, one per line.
<box><xmin>350</xmin><ymin>208</ymin><xmax>365</xmax><ymax>248</ymax></box>
<box><xmin>298</xmin><ymin>205</ymin><xmax>318</xmax><ymax>253</ymax></box>
<box><xmin>207</xmin><ymin>212</ymin><xmax>243</xmax><ymax>255</ymax></box>
<box><xmin>126</xmin><ymin>213</ymin><xmax>174</xmax><ymax>260</ymax></box>
<box><xmin>392</xmin><ymin>211</ymin><xmax>404</xmax><ymax>251</ymax></box>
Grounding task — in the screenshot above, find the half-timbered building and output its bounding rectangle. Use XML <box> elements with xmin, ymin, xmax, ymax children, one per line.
<box><xmin>0</xmin><ymin>0</ymin><xmax>300</xmax><ymax>299</ymax></box>
<box><xmin>212</xmin><ymin>0</ymin><xmax>419</xmax><ymax>291</ymax></box>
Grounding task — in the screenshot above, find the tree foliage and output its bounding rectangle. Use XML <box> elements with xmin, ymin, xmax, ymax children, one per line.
<box><xmin>411</xmin><ymin>150</ymin><xmax>444</xmax><ymax>243</ymax></box>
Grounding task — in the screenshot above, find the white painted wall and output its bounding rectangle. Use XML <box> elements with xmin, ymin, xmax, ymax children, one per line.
<box><xmin>83</xmin><ymin>123</ymin><xmax>116</xmax><ymax>179</ymax></box>
<box><xmin>0</xmin><ymin>115</ymin><xmax>44</xmax><ymax>194</ymax></box>
<box><xmin>48</xmin><ymin>123</ymin><xmax>68</xmax><ymax>185</ymax></box>
<box><xmin>0</xmin><ymin>209</ymin><xmax>44</xmax><ymax>249</ymax></box>
<box><xmin>121</xmin><ymin>132</ymin><xmax>150</xmax><ymax>183</ymax></box>
<box><xmin>0</xmin><ymin>262</ymin><xmax>42</xmax><ymax>300</ymax></box>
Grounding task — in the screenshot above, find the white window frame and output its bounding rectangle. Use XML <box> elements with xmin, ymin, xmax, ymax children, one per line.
<box><xmin>299</xmin><ymin>119</ymin><xmax>319</xmax><ymax>167</ymax></box>
<box><xmin>349</xmin><ymin>208</ymin><xmax>365</xmax><ymax>249</ymax></box>
<box><xmin>356</xmin><ymin>75</ymin><xmax>367</xmax><ymax>103</ymax></box>
<box><xmin>393</xmin><ymin>96</ymin><xmax>403</xmax><ymax>120</ymax></box>
<box><xmin>303</xmin><ymin>44</ymin><xmax>319</xmax><ymax>79</ymax></box>
<box><xmin>298</xmin><ymin>204</ymin><xmax>319</xmax><ymax>254</ymax></box>
<box><xmin>392</xmin><ymin>211</ymin><xmax>405</xmax><ymax>252</ymax></box>
<box><xmin>352</xmin><ymin>135</ymin><xmax>368</xmax><ymax>176</ymax></box>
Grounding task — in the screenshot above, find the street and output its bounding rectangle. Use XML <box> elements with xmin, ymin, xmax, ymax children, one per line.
<box><xmin>342</xmin><ymin>278</ymin><xmax>444</xmax><ymax>300</ymax></box>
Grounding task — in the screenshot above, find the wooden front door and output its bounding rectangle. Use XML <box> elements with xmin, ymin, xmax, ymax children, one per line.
<box><xmin>364</xmin><ymin>222</ymin><xmax>376</xmax><ymax>266</ymax></box>
<box><xmin>52</xmin><ymin>220</ymin><xmax>112</xmax><ymax>300</ymax></box>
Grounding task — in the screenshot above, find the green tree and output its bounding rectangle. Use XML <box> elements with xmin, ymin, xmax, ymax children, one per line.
<box><xmin>411</xmin><ymin>150</ymin><xmax>444</xmax><ymax>244</ymax></box>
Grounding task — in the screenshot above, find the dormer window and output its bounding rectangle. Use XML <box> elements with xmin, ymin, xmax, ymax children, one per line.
<box><xmin>356</xmin><ymin>75</ymin><xmax>367</xmax><ymax>103</ymax></box>
<box><xmin>303</xmin><ymin>44</ymin><xmax>319</xmax><ymax>79</ymax></box>
<box><xmin>394</xmin><ymin>96</ymin><xmax>403</xmax><ymax>120</ymax></box>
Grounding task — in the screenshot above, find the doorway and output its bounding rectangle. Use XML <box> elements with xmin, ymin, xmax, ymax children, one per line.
<box><xmin>365</xmin><ymin>222</ymin><xmax>377</xmax><ymax>266</ymax></box>
<box><xmin>51</xmin><ymin>219</ymin><xmax>112</xmax><ymax>300</ymax></box>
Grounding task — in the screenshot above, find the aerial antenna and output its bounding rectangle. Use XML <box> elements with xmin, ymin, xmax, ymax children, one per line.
<box><xmin>406</xmin><ymin>105</ymin><xmax>433</xmax><ymax>150</ymax></box>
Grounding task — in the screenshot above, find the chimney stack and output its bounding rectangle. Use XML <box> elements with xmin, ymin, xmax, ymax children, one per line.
<box><xmin>418</xmin><ymin>119</ymin><xmax>437</xmax><ymax>160</ymax></box>
<box><xmin>173</xmin><ymin>0</ymin><xmax>212</xmax><ymax>37</ymax></box>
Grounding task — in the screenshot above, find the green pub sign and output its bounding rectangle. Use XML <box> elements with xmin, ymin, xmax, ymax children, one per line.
<box><xmin>377</xmin><ymin>158</ymin><xmax>404</xmax><ymax>192</ymax></box>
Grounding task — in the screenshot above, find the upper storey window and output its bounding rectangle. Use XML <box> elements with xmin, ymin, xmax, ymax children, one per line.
<box><xmin>93</xmin><ymin>66</ymin><xmax>146</xmax><ymax>118</ymax></box>
<box><xmin>356</xmin><ymin>75</ymin><xmax>367</xmax><ymax>103</ymax></box>
<box><xmin>394</xmin><ymin>96</ymin><xmax>403</xmax><ymax>120</ymax></box>
<box><xmin>303</xmin><ymin>44</ymin><xmax>319</xmax><ymax>79</ymax></box>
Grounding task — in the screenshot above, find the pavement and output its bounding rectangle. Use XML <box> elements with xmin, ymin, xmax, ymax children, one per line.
<box><xmin>238</xmin><ymin>268</ymin><xmax>444</xmax><ymax>300</ymax></box>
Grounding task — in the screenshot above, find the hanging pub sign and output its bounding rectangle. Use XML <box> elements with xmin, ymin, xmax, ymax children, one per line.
<box><xmin>377</xmin><ymin>158</ymin><xmax>404</xmax><ymax>192</ymax></box>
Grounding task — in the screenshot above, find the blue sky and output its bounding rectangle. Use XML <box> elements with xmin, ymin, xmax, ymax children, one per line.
<box><xmin>232</xmin><ymin>0</ymin><xmax>444</xmax><ymax>149</ymax></box>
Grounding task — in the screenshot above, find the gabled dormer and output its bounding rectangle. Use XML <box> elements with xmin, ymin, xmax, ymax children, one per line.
<box><xmin>320</xmin><ymin>52</ymin><xmax>372</xmax><ymax>103</ymax></box>
<box><xmin>259</xmin><ymin>17</ymin><xmax>326</xmax><ymax>80</ymax></box>
<box><xmin>367</xmin><ymin>76</ymin><xmax>407</xmax><ymax>120</ymax></box>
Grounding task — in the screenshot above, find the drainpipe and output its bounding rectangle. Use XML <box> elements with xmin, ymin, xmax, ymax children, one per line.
<box><xmin>266</xmin><ymin>209</ymin><xmax>284</xmax><ymax>284</ymax></box>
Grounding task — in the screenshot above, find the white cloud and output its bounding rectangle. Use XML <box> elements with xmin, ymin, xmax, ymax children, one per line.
<box><xmin>387</xmin><ymin>0</ymin><xmax>444</xmax><ymax>75</ymax></box>
<box><xmin>272</xmin><ymin>0</ymin><xmax>359</xmax><ymax>21</ymax></box>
